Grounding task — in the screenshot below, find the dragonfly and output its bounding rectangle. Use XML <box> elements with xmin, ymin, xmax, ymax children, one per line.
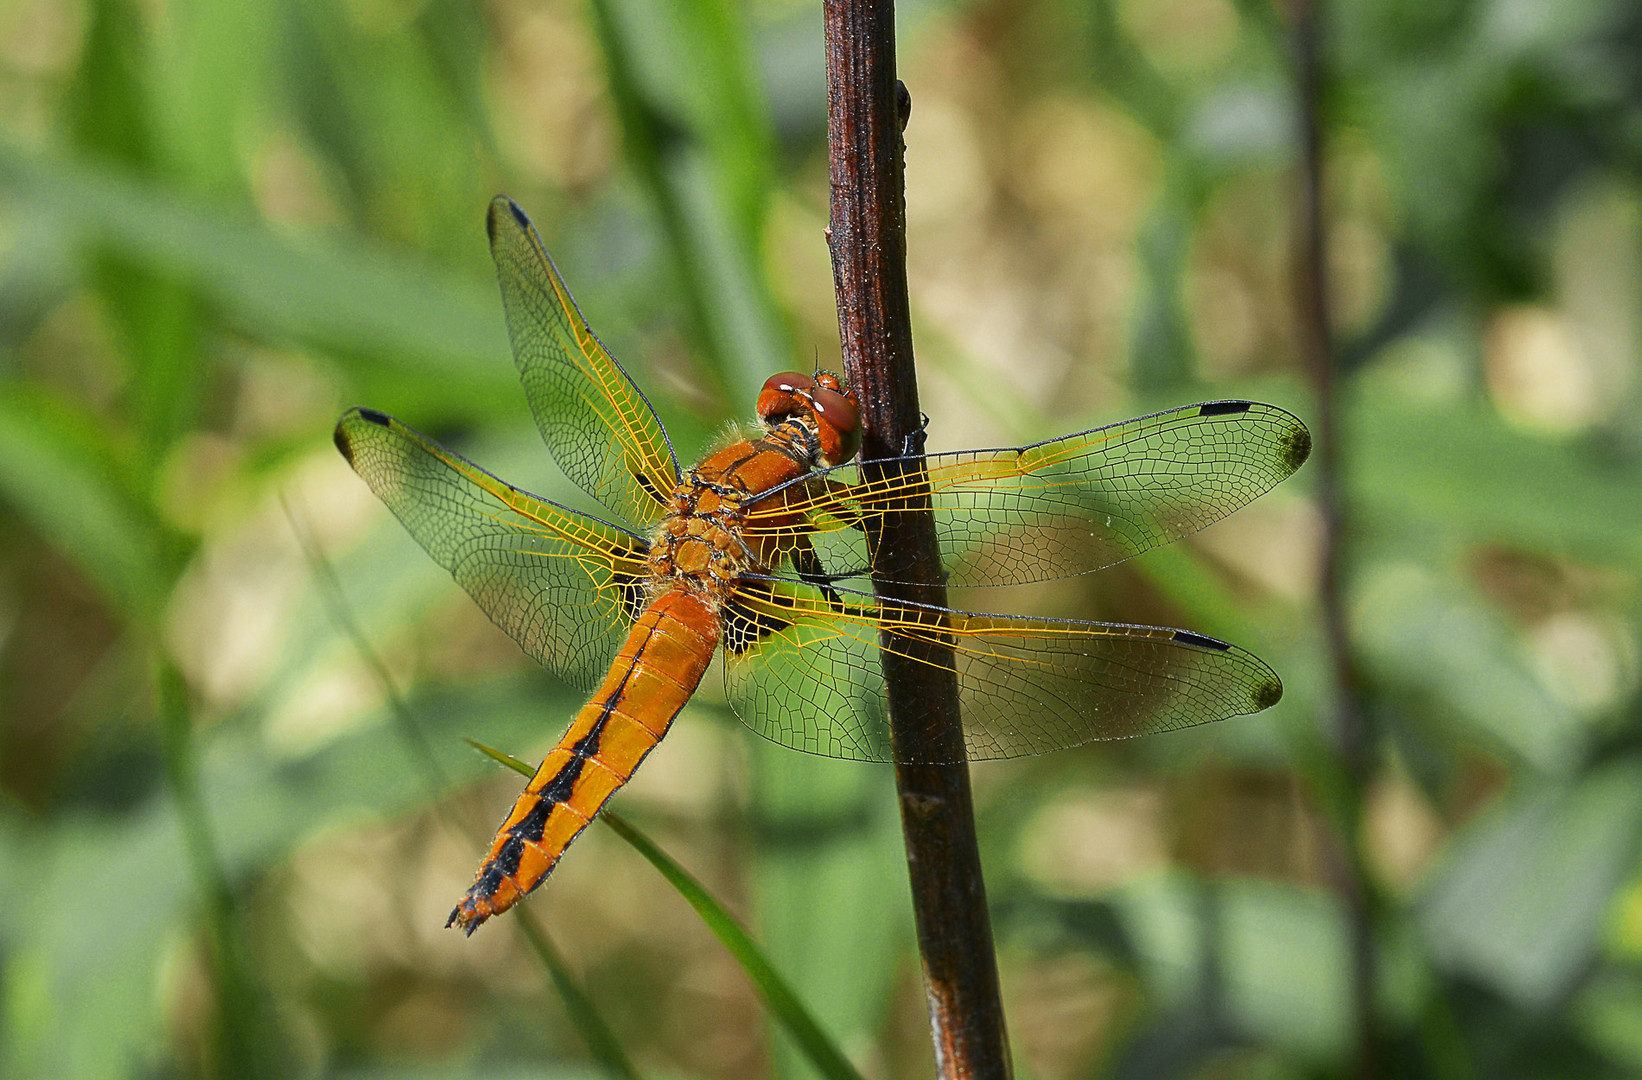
<box><xmin>334</xmin><ymin>196</ymin><xmax>1312</xmax><ymax>934</ymax></box>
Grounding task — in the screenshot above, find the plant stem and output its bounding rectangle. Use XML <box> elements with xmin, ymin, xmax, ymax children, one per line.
<box><xmin>822</xmin><ymin>2</ymin><xmax>1013</xmax><ymax>1075</ymax></box>
<box><xmin>155</xmin><ymin>659</ymin><xmax>261</xmax><ymax>1080</ymax></box>
<box><xmin>1291</xmin><ymin>3</ymin><xmax>1377</xmax><ymax>1076</ymax></box>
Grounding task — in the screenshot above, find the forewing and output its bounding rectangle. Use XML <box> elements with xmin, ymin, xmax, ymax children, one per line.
<box><xmin>723</xmin><ymin>580</ymin><xmax>1282</xmax><ymax>763</ymax></box>
<box><xmin>487</xmin><ymin>196</ymin><xmax>680</xmax><ymax>530</ymax></box>
<box><xmin>335</xmin><ymin>407</ymin><xmax>652</xmax><ymax>692</ymax></box>
<box><xmin>744</xmin><ymin>400</ymin><xmax>1311</xmax><ymax>587</ymax></box>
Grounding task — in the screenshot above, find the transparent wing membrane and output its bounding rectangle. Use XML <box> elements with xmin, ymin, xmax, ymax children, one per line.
<box><xmin>335</xmin><ymin>408</ymin><xmax>652</xmax><ymax>692</ymax></box>
<box><xmin>723</xmin><ymin>578</ymin><xmax>1282</xmax><ymax>763</ymax></box>
<box><xmin>487</xmin><ymin>196</ymin><xmax>680</xmax><ymax>530</ymax></box>
<box><xmin>744</xmin><ymin>400</ymin><xmax>1312</xmax><ymax>587</ymax></box>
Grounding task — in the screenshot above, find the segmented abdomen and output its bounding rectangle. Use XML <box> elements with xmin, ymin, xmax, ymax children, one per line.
<box><xmin>448</xmin><ymin>587</ymin><xmax>720</xmax><ymax>933</ymax></box>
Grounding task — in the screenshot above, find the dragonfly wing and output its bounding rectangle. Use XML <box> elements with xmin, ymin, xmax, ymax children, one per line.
<box><xmin>335</xmin><ymin>407</ymin><xmax>652</xmax><ymax>693</ymax></box>
<box><xmin>487</xmin><ymin>196</ymin><xmax>680</xmax><ymax>530</ymax></box>
<box><xmin>723</xmin><ymin>580</ymin><xmax>1281</xmax><ymax>763</ymax></box>
<box><xmin>745</xmin><ymin>400</ymin><xmax>1311</xmax><ymax>587</ymax></box>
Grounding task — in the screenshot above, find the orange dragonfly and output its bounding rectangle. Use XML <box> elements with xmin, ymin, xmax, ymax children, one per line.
<box><xmin>334</xmin><ymin>197</ymin><xmax>1311</xmax><ymax>934</ymax></box>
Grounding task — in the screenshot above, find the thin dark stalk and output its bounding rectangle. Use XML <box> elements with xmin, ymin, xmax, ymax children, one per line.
<box><xmin>284</xmin><ymin>503</ymin><xmax>643</xmax><ymax>1080</ymax></box>
<box><xmin>155</xmin><ymin>659</ymin><xmax>262</xmax><ymax>1080</ymax></box>
<box><xmin>823</xmin><ymin>3</ymin><xmax>1012</xmax><ymax>1076</ymax></box>
<box><xmin>516</xmin><ymin>916</ymin><xmax>646</xmax><ymax>1080</ymax></box>
<box><xmin>1291</xmin><ymin>3</ymin><xmax>1377</xmax><ymax>1077</ymax></box>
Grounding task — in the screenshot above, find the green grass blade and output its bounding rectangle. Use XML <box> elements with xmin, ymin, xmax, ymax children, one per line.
<box><xmin>466</xmin><ymin>741</ymin><xmax>869</xmax><ymax>1080</ymax></box>
<box><xmin>0</xmin><ymin>143</ymin><xmax>511</xmax><ymax>405</ymax></box>
<box><xmin>584</xmin><ymin>0</ymin><xmax>785</xmax><ymax>401</ymax></box>
<box><xmin>516</xmin><ymin>915</ymin><xmax>646</xmax><ymax>1080</ymax></box>
<box><xmin>0</xmin><ymin>387</ymin><xmax>174</xmax><ymax>619</ymax></box>
<box><xmin>288</xmin><ymin>521</ymin><xmax>643</xmax><ymax>1080</ymax></box>
<box><xmin>154</xmin><ymin>659</ymin><xmax>267</xmax><ymax>1079</ymax></box>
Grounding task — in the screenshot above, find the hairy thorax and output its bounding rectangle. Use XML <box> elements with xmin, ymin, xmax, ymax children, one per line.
<box><xmin>646</xmin><ymin>424</ymin><xmax>817</xmax><ymax>606</ymax></box>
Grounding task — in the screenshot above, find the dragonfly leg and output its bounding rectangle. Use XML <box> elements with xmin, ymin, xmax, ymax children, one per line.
<box><xmin>790</xmin><ymin>533</ymin><xmax>845</xmax><ymax>611</ymax></box>
<box><xmin>901</xmin><ymin>412</ymin><xmax>931</xmax><ymax>457</ymax></box>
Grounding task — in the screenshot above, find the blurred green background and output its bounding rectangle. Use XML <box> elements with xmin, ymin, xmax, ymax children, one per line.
<box><xmin>4</xmin><ymin>0</ymin><xmax>1642</xmax><ymax>1077</ymax></box>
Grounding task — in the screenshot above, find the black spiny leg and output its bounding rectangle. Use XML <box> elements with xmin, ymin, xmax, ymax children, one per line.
<box><xmin>791</xmin><ymin>533</ymin><xmax>846</xmax><ymax>610</ymax></box>
<box><xmin>901</xmin><ymin>412</ymin><xmax>931</xmax><ymax>457</ymax></box>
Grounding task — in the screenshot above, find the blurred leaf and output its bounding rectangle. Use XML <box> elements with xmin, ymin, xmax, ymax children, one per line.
<box><xmin>66</xmin><ymin>0</ymin><xmax>155</xmax><ymax>170</ymax></box>
<box><xmin>0</xmin><ymin>386</ymin><xmax>173</xmax><ymax>618</ymax></box>
<box><xmin>5</xmin><ymin>675</ymin><xmax>576</xmax><ymax>1080</ymax></box>
<box><xmin>515</xmin><ymin>916</ymin><xmax>648</xmax><ymax>1080</ymax></box>
<box><xmin>1354</xmin><ymin>560</ymin><xmax>1582</xmax><ymax>773</ymax></box>
<box><xmin>748</xmin><ymin>746</ymin><xmax>908</xmax><ymax>1080</ymax></box>
<box><xmin>1111</xmin><ymin>874</ymin><xmax>1351</xmax><ymax>1064</ymax></box>
<box><xmin>1418</xmin><ymin>759</ymin><xmax>1642</xmax><ymax>1011</ymax></box>
<box><xmin>601</xmin><ymin>809</ymin><xmax>871</xmax><ymax>1080</ymax></box>
<box><xmin>1348</xmin><ymin>385</ymin><xmax>1642</xmax><ymax>567</ymax></box>
<box><xmin>66</xmin><ymin>0</ymin><xmax>206</xmax><ymax>468</ymax></box>
<box><xmin>1573</xmin><ymin>970</ymin><xmax>1642</xmax><ymax>1071</ymax></box>
<box><xmin>286</xmin><ymin>0</ymin><xmax>489</xmax><ymax>256</ymax></box>
<box><xmin>588</xmin><ymin>0</ymin><xmax>786</xmax><ymax>400</ymax></box>
<box><xmin>154</xmin><ymin>0</ymin><xmax>274</xmax><ymax>193</ymax></box>
<box><xmin>330</xmin><ymin>1067</ymin><xmax>616</xmax><ymax>1080</ymax></box>
<box><xmin>476</xmin><ymin>740</ymin><xmax>869</xmax><ymax>1080</ymax></box>
<box><xmin>0</xmin><ymin>144</ymin><xmax>513</xmax><ymax>410</ymax></box>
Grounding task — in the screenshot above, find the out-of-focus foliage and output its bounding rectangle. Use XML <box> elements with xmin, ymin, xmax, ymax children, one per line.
<box><xmin>2</xmin><ymin>0</ymin><xmax>1641</xmax><ymax>1076</ymax></box>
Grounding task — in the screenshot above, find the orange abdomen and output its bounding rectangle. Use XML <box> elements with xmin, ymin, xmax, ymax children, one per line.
<box><xmin>448</xmin><ymin>587</ymin><xmax>721</xmax><ymax>933</ymax></box>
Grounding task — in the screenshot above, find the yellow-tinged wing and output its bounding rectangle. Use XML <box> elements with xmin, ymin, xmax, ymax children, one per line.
<box><xmin>743</xmin><ymin>400</ymin><xmax>1311</xmax><ymax>588</ymax></box>
<box><xmin>487</xmin><ymin>196</ymin><xmax>680</xmax><ymax>530</ymax></box>
<box><xmin>721</xmin><ymin>577</ymin><xmax>1281</xmax><ymax>763</ymax></box>
<box><xmin>335</xmin><ymin>407</ymin><xmax>652</xmax><ymax>692</ymax></box>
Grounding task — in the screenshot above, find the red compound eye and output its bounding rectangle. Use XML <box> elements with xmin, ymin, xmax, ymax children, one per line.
<box><xmin>757</xmin><ymin>371</ymin><xmax>815</xmax><ymax>425</ymax></box>
<box><xmin>811</xmin><ymin>385</ymin><xmax>860</xmax><ymax>466</ymax></box>
<box><xmin>763</xmin><ymin>371</ymin><xmax>814</xmax><ymax>393</ymax></box>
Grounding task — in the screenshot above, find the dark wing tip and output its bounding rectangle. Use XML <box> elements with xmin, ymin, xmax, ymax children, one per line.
<box><xmin>1173</xmin><ymin>629</ymin><xmax>1232</xmax><ymax>652</ymax></box>
<box><xmin>333</xmin><ymin>420</ymin><xmax>355</xmax><ymax>464</ymax></box>
<box><xmin>486</xmin><ymin>194</ymin><xmax>529</xmax><ymax>242</ymax></box>
<box><xmin>1199</xmin><ymin>400</ymin><xmax>1253</xmax><ymax>417</ymax></box>
<box><xmin>1282</xmin><ymin>424</ymin><xmax>1313</xmax><ymax>474</ymax></box>
<box><xmin>332</xmin><ymin>407</ymin><xmax>389</xmax><ymax>465</ymax></box>
<box><xmin>1252</xmin><ymin>676</ymin><xmax>1283</xmax><ymax>711</ymax></box>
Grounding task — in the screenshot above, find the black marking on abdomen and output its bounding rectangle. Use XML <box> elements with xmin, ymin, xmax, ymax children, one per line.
<box><xmin>493</xmin><ymin>835</ymin><xmax>525</xmax><ymax>877</ymax></box>
<box><xmin>537</xmin><ymin>756</ymin><xmax>584</xmax><ymax>804</ymax></box>
<box><xmin>1198</xmin><ymin>401</ymin><xmax>1251</xmax><ymax>417</ymax></box>
<box><xmin>1173</xmin><ymin>629</ymin><xmax>1231</xmax><ymax>652</ymax></box>
<box><xmin>568</xmin><ymin>613</ymin><xmax>661</xmax><ymax>761</ymax></box>
<box><xmin>509</xmin><ymin>792</ymin><xmax>557</xmax><ymax>843</ymax></box>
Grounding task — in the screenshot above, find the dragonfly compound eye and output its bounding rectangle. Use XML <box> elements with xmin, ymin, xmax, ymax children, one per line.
<box><xmin>811</xmin><ymin>385</ymin><xmax>860</xmax><ymax>466</ymax></box>
<box><xmin>757</xmin><ymin>371</ymin><xmax>817</xmax><ymax>426</ymax></box>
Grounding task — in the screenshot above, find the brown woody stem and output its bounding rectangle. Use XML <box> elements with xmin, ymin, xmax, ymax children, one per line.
<box><xmin>822</xmin><ymin>0</ymin><xmax>1013</xmax><ymax>1075</ymax></box>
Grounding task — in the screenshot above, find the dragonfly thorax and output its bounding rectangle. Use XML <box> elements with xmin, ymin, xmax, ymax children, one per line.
<box><xmin>646</xmin><ymin>434</ymin><xmax>818</xmax><ymax>602</ymax></box>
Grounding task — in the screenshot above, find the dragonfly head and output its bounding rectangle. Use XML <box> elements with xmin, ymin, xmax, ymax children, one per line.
<box><xmin>757</xmin><ymin>370</ymin><xmax>860</xmax><ymax>467</ymax></box>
